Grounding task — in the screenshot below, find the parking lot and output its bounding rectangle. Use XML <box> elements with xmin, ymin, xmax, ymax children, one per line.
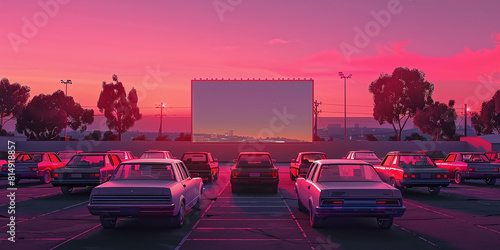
<box><xmin>1</xmin><ymin>163</ymin><xmax>500</xmax><ymax>250</ymax></box>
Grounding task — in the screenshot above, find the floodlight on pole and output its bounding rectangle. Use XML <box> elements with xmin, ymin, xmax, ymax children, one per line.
<box><xmin>60</xmin><ymin>79</ymin><xmax>72</xmax><ymax>141</ymax></box>
<box><xmin>339</xmin><ymin>72</ymin><xmax>352</xmax><ymax>142</ymax></box>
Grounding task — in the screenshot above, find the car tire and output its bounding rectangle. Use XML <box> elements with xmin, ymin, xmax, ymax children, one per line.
<box><xmin>390</xmin><ymin>178</ymin><xmax>399</xmax><ymax>188</ymax></box>
<box><xmin>100</xmin><ymin>216</ymin><xmax>117</xmax><ymax>229</ymax></box>
<box><xmin>309</xmin><ymin>202</ymin><xmax>323</xmax><ymax>228</ymax></box>
<box><xmin>428</xmin><ymin>186</ymin><xmax>441</xmax><ymax>195</ymax></box>
<box><xmin>61</xmin><ymin>186</ymin><xmax>73</xmax><ymax>194</ymax></box>
<box><xmin>40</xmin><ymin>170</ymin><xmax>52</xmax><ymax>184</ymax></box>
<box><xmin>377</xmin><ymin>217</ymin><xmax>393</xmax><ymax>229</ymax></box>
<box><xmin>454</xmin><ymin>171</ymin><xmax>464</xmax><ymax>184</ymax></box>
<box><xmin>485</xmin><ymin>178</ymin><xmax>496</xmax><ymax>185</ymax></box>
<box><xmin>170</xmin><ymin>203</ymin><xmax>185</xmax><ymax>228</ymax></box>
<box><xmin>297</xmin><ymin>196</ymin><xmax>307</xmax><ymax>213</ymax></box>
<box><xmin>231</xmin><ymin>185</ymin><xmax>238</xmax><ymax>194</ymax></box>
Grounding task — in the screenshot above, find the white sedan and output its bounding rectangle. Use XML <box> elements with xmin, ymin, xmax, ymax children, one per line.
<box><xmin>88</xmin><ymin>159</ymin><xmax>203</xmax><ymax>228</ymax></box>
<box><xmin>295</xmin><ymin>159</ymin><xmax>405</xmax><ymax>229</ymax></box>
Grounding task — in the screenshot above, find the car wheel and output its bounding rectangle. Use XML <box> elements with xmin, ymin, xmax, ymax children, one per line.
<box><xmin>170</xmin><ymin>203</ymin><xmax>185</xmax><ymax>228</ymax></box>
<box><xmin>297</xmin><ymin>195</ymin><xmax>307</xmax><ymax>213</ymax></box>
<box><xmin>40</xmin><ymin>170</ymin><xmax>52</xmax><ymax>184</ymax></box>
<box><xmin>61</xmin><ymin>186</ymin><xmax>73</xmax><ymax>194</ymax></box>
<box><xmin>454</xmin><ymin>171</ymin><xmax>464</xmax><ymax>184</ymax></box>
<box><xmin>428</xmin><ymin>186</ymin><xmax>441</xmax><ymax>195</ymax></box>
<box><xmin>377</xmin><ymin>217</ymin><xmax>393</xmax><ymax>229</ymax></box>
<box><xmin>100</xmin><ymin>216</ymin><xmax>117</xmax><ymax>229</ymax></box>
<box><xmin>309</xmin><ymin>202</ymin><xmax>323</xmax><ymax>228</ymax></box>
<box><xmin>231</xmin><ymin>185</ymin><xmax>238</xmax><ymax>194</ymax></box>
<box><xmin>485</xmin><ymin>178</ymin><xmax>496</xmax><ymax>185</ymax></box>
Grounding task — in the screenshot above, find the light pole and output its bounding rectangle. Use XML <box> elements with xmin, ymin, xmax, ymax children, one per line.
<box><xmin>156</xmin><ymin>103</ymin><xmax>166</xmax><ymax>138</ymax></box>
<box><xmin>464</xmin><ymin>104</ymin><xmax>470</xmax><ymax>137</ymax></box>
<box><xmin>313</xmin><ymin>100</ymin><xmax>322</xmax><ymax>139</ymax></box>
<box><xmin>60</xmin><ymin>79</ymin><xmax>72</xmax><ymax>140</ymax></box>
<box><xmin>339</xmin><ymin>72</ymin><xmax>352</xmax><ymax>141</ymax></box>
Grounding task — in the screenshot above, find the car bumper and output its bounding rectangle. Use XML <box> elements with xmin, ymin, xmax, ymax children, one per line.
<box><xmin>463</xmin><ymin>172</ymin><xmax>500</xmax><ymax>179</ymax></box>
<box><xmin>231</xmin><ymin>178</ymin><xmax>279</xmax><ymax>186</ymax></box>
<box><xmin>88</xmin><ymin>204</ymin><xmax>176</xmax><ymax>217</ymax></box>
<box><xmin>401</xmin><ymin>179</ymin><xmax>450</xmax><ymax>187</ymax></box>
<box><xmin>316</xmin><ymin>206</ymin><xmax>406</xmax><ymax>218</ymax></box>
<box><xmin>51</xmin><ymin>178</ymin><xmax>102</xmax><ymax>187</ymax></box>
<box><xmin>189</xmin><ymin>170</ymin><xmax>214</xmax><ymax>180</ymax></box>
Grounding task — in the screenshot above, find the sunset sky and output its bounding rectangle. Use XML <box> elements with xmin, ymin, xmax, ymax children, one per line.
<box><xmin>2</xmin><ymin>0</ymin><xmax>500</xmax><ymax>122</ymax></box>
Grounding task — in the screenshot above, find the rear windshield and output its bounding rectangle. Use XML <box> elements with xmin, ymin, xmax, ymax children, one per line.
<box><xmin>425</xmin><ymin>151</ymin><xmax>447</xmax><ymax>159</ymax></box>
<box><xmin>140</xmin><ymin>152</ymin><xmax>166</xmax><ymax>159</ymax></box>
<box><xmin>67</xmin><ymin>155</ymin><xmax>106</xmax><ymax>168</ymax></box>
<box><xmin>318</xmin><ymin>164</ymin><xmax>381</xmax><ymax>182</ymax></box>
<box><xmin>182</xmin><ymin>154</ymin><xmax>207</xmax><ymax>163</ymax></box>
<box><xmin>462</xmin><ymin>154</ymin><xmax>490</xmax><ymax>163</ymax></box>
<box><xmin>302</xmin><ymin>154</ymin><xmax>327</xmax><ymax>162</ymax></box>
<box><xmin>112</xmin><ymin>164</ymin><xmax>175</xmax><ymax>180</ymax></box>
<box><xmin>398</xmin><ymin>155</ymin><xmax>436</xmax><ymax>168</ymax></box>
<box><xmin>110</xmin><ymin>152</ymin><xmax>126</xmax><ymax>159</ymax></box>
<box><xmin>16</xmin><ymin>154</ymin><xmax>43</xmax><ymax>162</ymax></box>
<box><xmin>354</xmin><ymin>152</ymin><xmax>379</xmax><ymax>160</ymax></box>
<box><xmin>237</xmin><ymin>154</ymin><xmax>272</xmax><ymax>167</ymax></box>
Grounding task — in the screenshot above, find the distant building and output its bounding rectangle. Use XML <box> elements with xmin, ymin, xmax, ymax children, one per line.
<box><xmin>211</xmin><ymin>133</ymin><xmax>217</xmax><ymax>139</ymax></box>
<box><xmin>229</xmin><ymin>130</ymin><xmax>234</xmax><ymax>137</ymax></box>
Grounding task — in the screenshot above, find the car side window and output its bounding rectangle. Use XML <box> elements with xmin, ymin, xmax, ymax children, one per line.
<box><xmin>180</xmin><ymin>162</ymin><xmax>191</xmax><ymax>178</ymax></box>
<box><xmin>168</xmin><ymin>152</ymin><xmax>173</xmax><ymax>159</ymax></box>
<box><xmin>176</xmin><ymin>163</ymin><xmax>188</xmax><ymax>180</ymax></box>
<box><xmin>382</xmin><ymin>155</ymin><xmax>395</xmax><ymax>166</ymax></box>
<box><xmin>444</xmin><ymin>154</ymin><xmax>456</xmax><ymax>162</ymax></box>
<box><xmin>310</xmin><ymin>165</ymin><xmax>321</xmax><ymax>182</ymax></box>
<box><xmin>114</xmin><ymin>155</ymin><xmax>122</xmax><ymax>166</ymax></box>
<box><xmin>296</xmin><ymin>154</ymin><xmax>301</xmax><ymax>162</ymax></box>
<box><xmin>306</xmin><ymin>163</ymin><xmax>317</xmax><ymax>181</ymax></box>
<box><xmin>207</xmin><ymin>154</ymin><xmax>213</xmax><ymax>162</ymax></box>
<box><xmin>49</xmin><ymin>154</ymin><xmax>61</xmax><ymax>162</ymax></box>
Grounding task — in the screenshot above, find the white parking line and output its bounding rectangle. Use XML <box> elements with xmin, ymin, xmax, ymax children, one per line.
<box><xmin>278</xmin><ymin>190</ymin><xmax>315</xmax><ymax>250</ymax></box>
<box><xmin>49</xmin><ymin>224</ymin><xmax>101</xmax><ymax>250</ymax></box>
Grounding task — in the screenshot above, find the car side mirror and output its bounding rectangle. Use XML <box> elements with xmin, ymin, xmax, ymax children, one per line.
<box><xmin>233</xmin><ymin>159</ymin><xmax>237</xmax><ymax>163</ymax></box>
<box><xmin>214</xmin><ymin>159</ymin><xmax>218</xmax><ymax>162</ymax></box>
<box><xmin>272</xmin><ymin>159</ymin><xmax>277</xmax><ymax>163</ymax></box>
<box><xmin>191</xmin><ymin>173</ymin><xmax>200</xmax><ymax>178</ymax></box>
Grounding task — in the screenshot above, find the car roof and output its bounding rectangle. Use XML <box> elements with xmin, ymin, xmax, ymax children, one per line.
<box><xmin>182</xmin><ymin>152</ymin><xmax>210</xmax><ymax>155</ymax></box>
<box><xmin>77</xmin><ymin>153</ymin><xmax>112</xmax><ymax>156</ymax></box>
<box><xmin>21</xmin><ymin>152</ymin><xmax>55</xmax><ymax>154</ymax></box>
<box><xmin>315</xmin><ymin>159</ymin><xmax>373</xmax><ymax>165</ymax></box>
<box><xmin>298</xmin><ymin>152</ymin><xmax>327</xmax><ymax>155</ymax></box>
<box><xmin>108</xmin><ymin>150</ymin><xmax>131</xmax><ymax>152</ymax></box>
<box><xmin>238</xmin><ymin>152</ymin><xmax>271</xmax><ymax>155</ymax></box>
<box><xmin>143</xmin><ymin>150</ymin><xmax>170</xmax><ymax>153</ymax></box>
<box><xmin>387</xmin><ymin>151</ymin><xmax>425</xmax><ymax>155</ymax></box>
<box><xmin>120</xmin><ymin>159</ymin><xmax>182</xmax><ymax>164</ymax></box>
<box><xmin>349</xmin><ymin>150</ymin><xmax>375</xmax><ymax>152</ymax></box>
<box><xmin>58</xmin><ymin>150</ymin><xmax>82</xmax><ymax>153</ymax></box>
<box><xmin>449</xmin><ymin>152</ymin><xmax>485</xmax><ymax>154</ymax></box>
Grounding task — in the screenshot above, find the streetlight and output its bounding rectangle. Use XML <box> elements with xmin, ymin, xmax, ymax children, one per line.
<box><xmin>339</xmin><ymin>72</ymin><xmax>352</xmax><ymax>142</ymax></box>
<box><xmin>464</xmin><ymin>104</ymin><xmax>471</xmax><ymax>137</ymax></box>
<box><xmin>60</xmin><ymin>79</ymin><xmax>72</xmax><ymax>140</ymax></box>
<box><xmin>156</xmin><ymin>103</ymin><xmax>166</xmax><ymax>138</ymax></box>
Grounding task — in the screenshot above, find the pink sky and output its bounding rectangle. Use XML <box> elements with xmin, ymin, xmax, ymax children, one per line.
<box><xmin>2</xmin><ymin>0</ymin><xmax>500</xmax><ymax>119</ymax></box>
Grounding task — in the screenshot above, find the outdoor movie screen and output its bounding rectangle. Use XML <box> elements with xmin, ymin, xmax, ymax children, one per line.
<box><xmin>192</xmin><ymin>79</ymin><xmax>313</xmax><ymax>143</ymax></box>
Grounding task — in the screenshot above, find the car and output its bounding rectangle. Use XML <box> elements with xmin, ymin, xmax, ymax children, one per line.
<box><xmin>436</xmin><ymin>152</ymin><xmax>500</xmax><ymax>185</ymax></box>
<box><xmin>57</xmin><ymin>150</ymin><xmax>83</xmax><ymax>163</ymax></box>
<box><xmin>417</xmin><ymin>150</ymin><xmax>447</xmax><ymax>163</ymax></box>
<box><xmin>485</xmin><ymin>151</ymin><xmax>500</xmax><ymax>163</ymax></box>
<box><xmin>181</xmin><ymin>152</ymin><xmax>219</xmax><ymax>183</ymax></box>
<box><xmin>140</xmin><ymin>150</ymin><xmax>173</xmax><ymax>159</ymax></box>
<box><xmin>290</xmin><ymin>152</ymin><xmax>327</xmax><ymax>181</ymax></box>
<box><xmin>230</xmin><ymin>152</ymin><xmax>279</xmax><ymax>193</ymax></box>
<box><xmin>295</xmin><ymin>159</ymin><xmax>405</xmax><ymax>228</ymax></box>
<box><xmin>375</xmin><ymin>152</ymin><xmax>450</xmax><ymax>195</ymax></box>
<box><xmin>51</xmin><ymin>153</ymin><xmax>121</xmax><ymax>194</ymax></box>
<box><xmin>108</xmin><ymin>150</ymin><xmax>136</xmax><ymax>162</ymax></box>
<box><xmin>344</xmin><ymin>150</ymin><xmax>382</xmax><ymax>165</ymax></box>
<box><xmin>0</xmin><ymin>152</ymin><xmax>65</xmax><ymax>184</ymax></box>
<box><xmin>88</xmin><ymin>159</ymin><xmax>204</xmax><ymax>228</ymax></box>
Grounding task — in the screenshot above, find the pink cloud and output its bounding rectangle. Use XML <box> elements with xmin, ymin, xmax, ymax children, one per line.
<box><xmin>266</xmin><ymin>39</ymin><xmax>289</xmax><ymax>45</ymax></box>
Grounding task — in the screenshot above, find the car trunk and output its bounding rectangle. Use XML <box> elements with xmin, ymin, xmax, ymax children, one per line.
<box><xmin>319</xmin><ymin>182</ymin><xmax>395</xmax><ymax>198</ymax></box>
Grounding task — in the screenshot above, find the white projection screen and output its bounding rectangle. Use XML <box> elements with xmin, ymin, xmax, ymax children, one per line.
<box><xmin>192</xmin><ymin>79</ymin><xmax>313</xmax><ymax>143</ymax></box>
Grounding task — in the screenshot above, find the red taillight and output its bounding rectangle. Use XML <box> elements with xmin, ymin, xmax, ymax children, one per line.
<box><xmin>231</xmin><ymin>172</ymin><xmax>238</xmax><ymax>178</ymax></box>
<box><xmin>271</xmin><ymin>172</ymin><xmax>278</xmax><ymax>178</ymax></box>
<box><xmin>54</xmin><ymin>173</ymin><xmax>59</xmax><ymax>177</ymax></box>
<box><xmin>29</xmin><ymin>167</ymin><xmax>37</xmax><ymax>171</ymax></box>
<box><xmin>468</xmin><ymin>168</ymin><xmax>477</xmax><ymax>172</ymax></box>
<box><xmin>443</xmin><ymin>174</ymin><xmax>448</xmax><ymax>179</ymax></box>
<box><xmin>403</xmin><ymin>174</ymin><xmax>408</xmax><ymax>178</ymax></box>
<box><xmin>411</xmin><ymin>174</ymin><xmax>416</xmax><ymax>178</ymax></box>
<box><xmin>92</xmin><ymin>173</ymin><xmax>100</xmax><ymax>177</ymax></box>
<box><xmin>495</xmin><ymin>168</ymin><xmax>499</xmax><ymax>171</ymax></box>
<box><xmin>404</xmin><ymin>174</ymin><xmax>416</xmax><ymax>178</ymax></box>
<box><xmin>377</xmin><ymin>200</ymin><xmax>399</xmax><ymax>205</ymax></box>
<box><xmin>323</xmin><ymin>200</ymin><xmax>343</xmax><ymax>205</ymax></box>
<box><xmin>1</xmin><ymin>167</ymin><xmax>7</xmax><ymax>172</ymax></box>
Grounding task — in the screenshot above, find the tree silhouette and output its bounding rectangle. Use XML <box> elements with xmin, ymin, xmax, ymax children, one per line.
<box><xmin>369</xmin><ymin>67</ymin><xmax>434</xmax><ymax>141</ymax></box>
<box><xmin>404</xmin><ymin>132</ymin><xmax>427</xmax><ymax>141</ymax></box>
<box><xmin>471</xmin><ymin>90</ymin><xmax>500</xmax><ymax>135</ymax></box>
<box><xmin>97</xmin><ymin>75</ymin><xmax>142</xmax><ymax>141</ymax></box>
<box><xmin>84</xmin><ymin>130</ymin><xmax>102</xmax><ymax>141</ymax></box>
<box><xmin>365</xmin><ymin>134</ymin><xmax>378</xmax><ymax>141</ymax></box>
<box><xmin>0</xmin><ymin>78</ymin><xmax>30</xmax><ymax>133</ymax></box>
<box><xmin>413</xmin><ymin>100</ymin><xmax>456</xmax><ymax>140</ymax></box>
<box><xmin>16</xmin><ymin>90</ymin><xmax>94</xmax><ymax>140</ymax></box>
<box><xmin>175</xmin><ymin>133</ymin><xmax>191</xmax><ymax>141</ymax></box>
<box><xmin>132</xmin><ymin>135</ymin><xmax>148</xmax><ymax>141</ymax></box>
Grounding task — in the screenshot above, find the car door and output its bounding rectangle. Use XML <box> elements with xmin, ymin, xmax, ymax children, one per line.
<box><xmin>378</xmin><ymin>155</ymin><xmax>394</xmax><ymax>182</ymax></box>
<box><xmin>177</xmin><ymin>162</ymin><xmax>197</xmax><ymax>208</ymax></box>
<box><xmin>301</xmin><ymin>163</ymin><xmax>318</xmax><ymax>208</ymax></box>
<box><xmin>441</xmin><ymin>154</ymin><xmax>456</xmax><ymax>175</ymax></box>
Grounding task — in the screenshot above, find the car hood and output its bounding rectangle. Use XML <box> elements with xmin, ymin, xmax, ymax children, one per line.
<box><xmin>317</xmin><ymin>181</ymin><xmax>400</xmax><ymax>198</ymax></box>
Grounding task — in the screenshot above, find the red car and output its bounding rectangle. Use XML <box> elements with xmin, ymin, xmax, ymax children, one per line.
<box><xmin>290</xmin><ymin>152</ymin><xmax>327</xmax><ymax>181</ymax></box>
<box><xmin>181</xmin><ymin>152</ymin><xmax>219</xmax><ymax>183</ymax></box>
<box><xmin>436</xmin><ymin>152</ymin><xmax>500</xmax><ymax>185</ymax></box>
<box><xmin>0</xmin><ymin>152</ymin><xmax>65</xmax><ymax>184</ymax></box>
<box><xmin>231</xmin><ymin>152</ymin><xmax>279</xmax><ymax>193</ymax></box>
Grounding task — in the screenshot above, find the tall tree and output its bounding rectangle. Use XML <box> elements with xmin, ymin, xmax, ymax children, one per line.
<box><xmin>471</xmin><ymin>90</ymin><xmax>500</xmax><ymax>135</ymax></box>
<box><xmin>97</xmin><ymin>75</ymin><xmax>142</xmax><ymax>141</ymax></box>
<box><xmin>0</xmin><ymin>78</ymin><xmax>30</xmax><ymax>132</ymax></box>
<box><xmin>369</xmin><ymin>67</ymin><xmax>434</xmax><ymax>140</ymax></box>
<box><xmin>16</xmin><ymin>90</ymin><xmax>94</xmax><ymax>140</ymax></box>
